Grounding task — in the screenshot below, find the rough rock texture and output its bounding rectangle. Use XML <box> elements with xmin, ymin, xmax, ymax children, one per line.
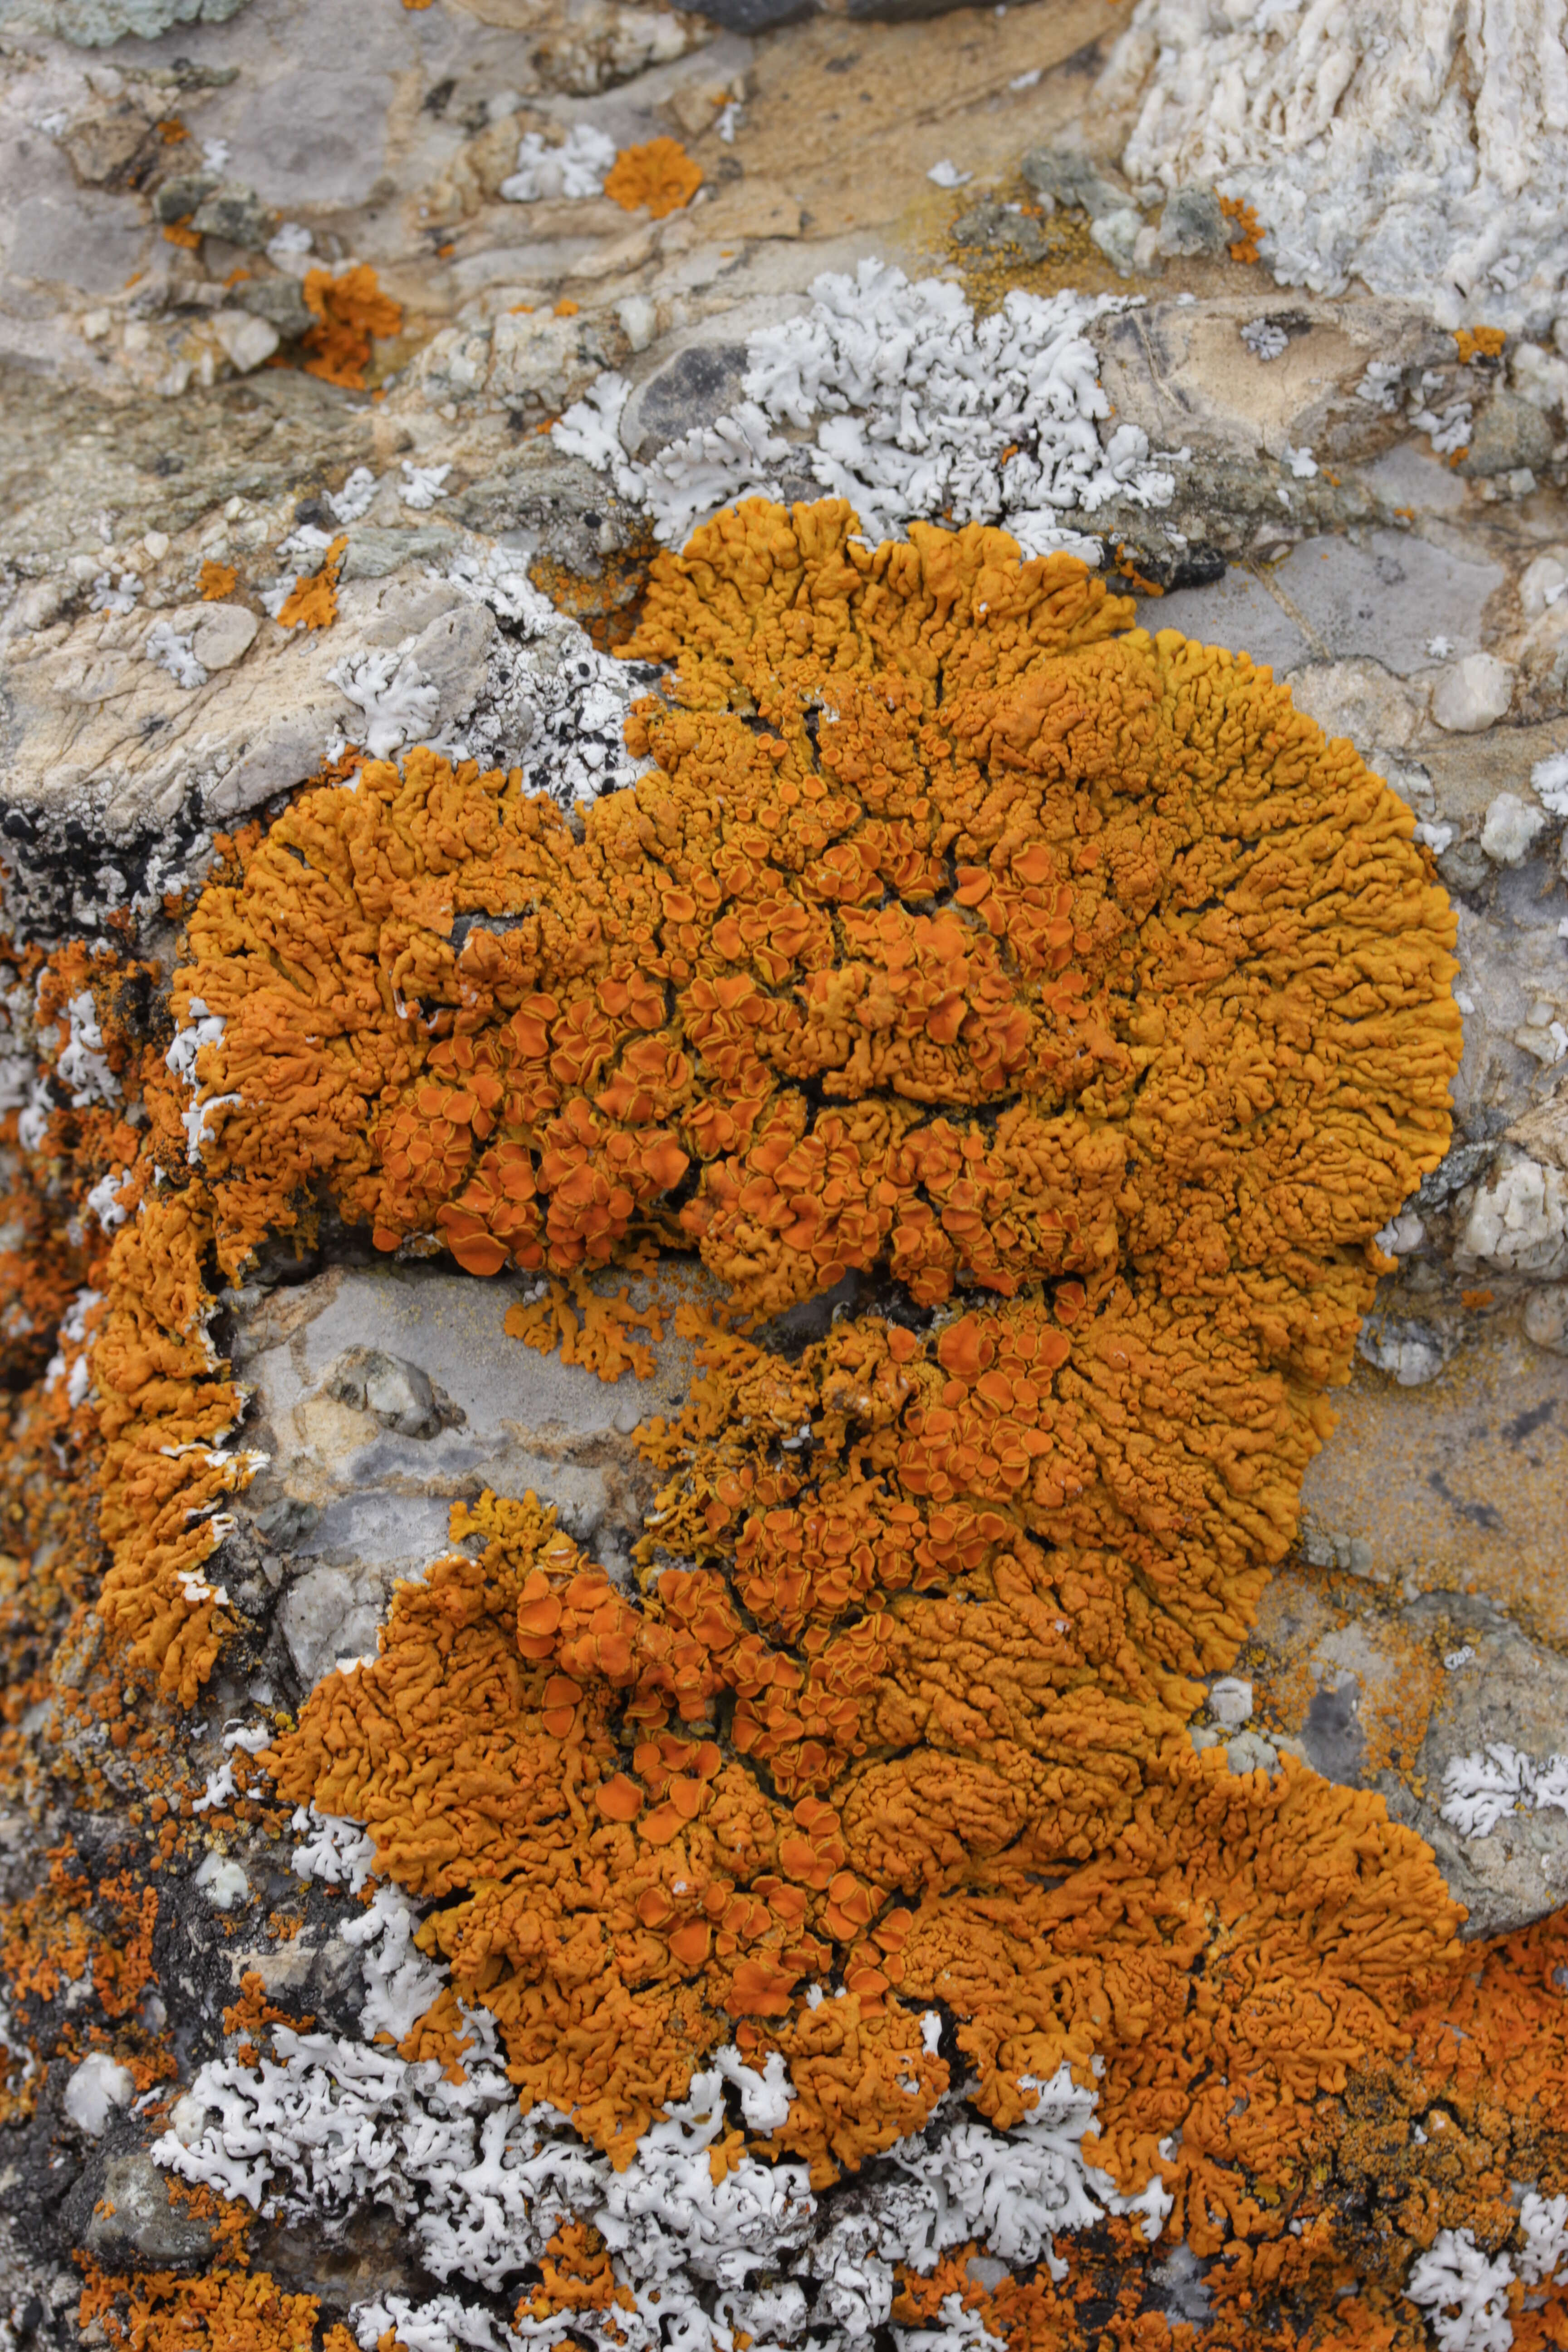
<box><xmin>1</xmin><ymin>3</ymin><xmax>1568</xmax><ymax>2352</ymax></box>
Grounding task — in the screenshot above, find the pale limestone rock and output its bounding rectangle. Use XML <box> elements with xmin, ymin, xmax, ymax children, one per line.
<box><xmin>1431</xmin><ymin>652</ymin><xmax>1516</xmax><ymax>733</ymax></box>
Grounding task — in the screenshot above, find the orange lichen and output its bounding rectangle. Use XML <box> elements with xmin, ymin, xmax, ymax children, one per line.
<box><xmin>1219</xmin><ymin>196</ymin><xmax>1263</xmax><ymax>263</ymax></box>
<box><xmin>1455</xmin><ymin>326</ymin><xmax>1507</xmax><ymax>363</ymax></box>
<box><xmin>274</xmin><ymin>533</ymin><xmax>347</xmax><ymax>632</ymax></box>
<box><xmin>198</xmin><ymin>560</ymin><xmax>239</xmax><ymax>600</ymax></box>
<box><xmin>161</xmin><ymin>503</ymin><xmax>1458</xmax><ymax>1360</ymax></box>
<box><xmin>7</xmin><ymin>501</ymin><xmax>1486</xmax><ymax>2318</ymax></box>
<box><xmin>504</xmin><ymin>1268</ymin><xmax>668</xmax><ymax>1382</ymax></box>
<box><xmin>80</xmin><ymin>2267</ymin><xmax>318</xmax><ymax>2352</ymax></box>
<box><xmin>162</xmin><ymin>219</ymin><xmax>201</xmax><ymax>249</ymax></box>
<box><xmin>270</xmin><ymin>1264</ymin><xmax>1463</xmax><ymax>2195</ymax></box>
<box><xmin>300</xmin><ymin>265</ymin><xmax>403</xmax><ymax>390</ymax></box>
<box><xmin>604</xmin><ymin>137</ymin><xmax>703</xmax><ymax>219</ymax></box>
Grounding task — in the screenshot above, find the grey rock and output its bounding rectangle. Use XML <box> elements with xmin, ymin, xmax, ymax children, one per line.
<box><xmin>680</xmin><ymin>0</ymin><xmax>808</xmax><ymax>25</ymax></box>
<box><xmin>233</xmin><ymin>274</ymin><xmax>313</xmax><ymax>342</ymax></box>
<box><xmin>209</xmin><ymin>712</ymin><xmax>339</xmax><ymax>821</ymax></box>
<box><xmin>620</xmin><ymin>340</ymin><xmax>752</xmax><ymax>460</ymax></box>
<box><xmin>1269</xmin><ymin>528</ymin><xmax>1503</xmax><ymax>676</ymax></box>
<box><xmin>9</xmin><ymin>191</ymin><xmax>147</xmax><ymax>294</ymax></box>
<box><xmin>1144</xmin><ymin>568</ymin><xmax>1311</xmax><ymax>671</ymax></box>
<box><xmin>1524</xmin><ymin>1286</ymin><xmax>1568</xmax><ymax>1354</ymax></box>
<box><xmin>1391</xmin><ymin>1593</ymin><xmax>1568</xmax><ymax>1937</ymax></box>
<box><xmin>1356</xmin><ymin>1314</ymin><xmax>1456</xmax><ymax>1386</ymax></box>
<box><xmin>1420</xmin><ymin>1138</ymin><xmax>1504</xmax><ymax>1213</ymax></box>
<box><xmin>325</xmin><ymin>1347</ymin><xmax>445</xmax><ymax>1440</ymax></box>
<box><xmin>278</xmin><ymin>1565</ymin><xmax>389</xmax><ymax>1688</ymax></box>
<box><xmin>153</xmin><ymin>173</ymin><xmax>222</xmax><ymax>226</ymax></box>
<box><xmin>0</xmin><ymin>0</ymin><xmax>248</xmax><ymax>36</ymax></box>
<box><xmin>1089</xmin><ymin>207</ymin><xmax>1142</xmax><ymax>276</ymax></box>
<box><xmin>191</xmin><ymin>184</ymin><xmax>278</xmax><ymax>252</ymax></box>
<box><xmin>1156</xmin><ymin>186</ymin><xmax>1229</xmax><ymax>260</ymax></box>
<box><xmin>58</xmin><ymin>106</ymin><xmax>156</xmax><ymax>189</ymax></box>
<box><xmin>407</xmin><ymin>602</ymin><xmax>500</xmax><ymax>732</ymax></box>
<box><xmin>950</xmin><ymin>203</ymin><xmax>1046</xmax><ymax>262</ymax></box>
<box><xmin>1300</xmin><ymin>1678</ymin><xmax>1366</xmax><ymax>1785</ymax></box>
<box><xmin>340</xmin><ymin>528</ymin><xmax>460</xmax><ymax>582</ymax></box>
<box><xmin>189</xmin><ymin>604</ymin><xmax>259</xmax><ymax>672</ymax></box>
<box><xmin>1458</xmin><ymin>388</ymin><xmax>1555</xmax><ymax>477</ymax></box>
<box><xmin>79</xmin><ymin>2151</ymin><xmax>219</xmax><ymax>2269</ymax></box>
<box><xmin>253</xmin><ymin>1495</ymin><xmax>321</xmax><ymax>1551</ymax></box>
<box><xmin>1285</xmin><ymin>657</ymin><xmax>1424</xmax><ymax>753</ymax></box>
<box><xmin>1436</xmin><ymin>837</ymin><xmax>1492</xmax><ymax>896</ymax></box>
<box><xmin>1021</xmin><ymin>146</ymin><xmax>1127</xmax><ymax>219</ymax></box>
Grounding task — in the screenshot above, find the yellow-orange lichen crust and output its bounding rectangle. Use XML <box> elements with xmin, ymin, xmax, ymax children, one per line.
<box><xmin>62</xmin><ymin>506</ymin><xmax>1474</xmax><ymax>2303</ymax></box>
<box><xmin>270</xmin><ymin>1291</ymin><xmax>1463</xmax><ymax>2212</ymax></box>
<box><xmin>169</xmin><ymin>502</ymin><xmax>1460</xmax><ymax>1411</ymax></box>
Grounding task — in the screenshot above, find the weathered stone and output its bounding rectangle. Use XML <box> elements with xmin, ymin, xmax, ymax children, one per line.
<box><xmin>1457</xmin><ymin>387</ymin><xmax>1556</xmax><ymax>476</ymax></box>
<box><xmin>1020</xmin><ymin>145</ymin><xmax>1127</xmax><ymax>218</ymax></box>
<box><xmin>232</xmin><ymin>273</ymin><xmax>314</xmax><ymax>339</ymax></box>
<box><xmin>191</xmin><ymin>183</ymin><xmax>278</xmax><ymax>251</ymax></box>
<box><xmin>1431</xmin><ymin>651</ymin><xmax>1516</xmax><ymax>732</ymax></box>
<box><xmin>76</xmin><ymin>2151</ymin><xmax>221</xmax><ymax>2270</ymax></box>
<box><xmin>1155</xmin><ymin>184</ymin><xmax>1228</xmax><ymax>258</ymax></box>
<box><xmin>210</xmin><ymin>308</ymin><xmax>279</xmax><ymax>372</ymax></box>
<box><xmin>0</xmin><ymin>0</ymin><xmax>249</xmax><ymax>35</ymax></box>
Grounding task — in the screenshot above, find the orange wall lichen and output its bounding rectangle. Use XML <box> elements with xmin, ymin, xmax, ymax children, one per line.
<box><xmin>0</xmin><ymin>502</ymin><xmax>1496</xmax><ymax>2348</ymax></box>
<box><xmin>604</xmin><ymin>137</ymin><xmax>703</xmax><ymax>218</ymax></box>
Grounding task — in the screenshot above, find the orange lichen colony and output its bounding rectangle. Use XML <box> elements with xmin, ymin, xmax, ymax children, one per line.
<box><xmin>57</xmin><ymin>501</ymin><xmax>1489</xmax><ymax>2335</ymax></box>
<box><xmin>604</xmin><ymin>136</ymin><xmax>703</xmax><ymax>218</ymax></box>
<box><xmin>299</xmin><ymin>264</ymin><xmax>402</xmax><ymax>390</ymax></box>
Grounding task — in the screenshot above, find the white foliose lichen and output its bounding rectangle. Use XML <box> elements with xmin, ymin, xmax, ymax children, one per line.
<box><xmin>145</xmin><ymin>620</ymin><xmax>209</xmax><ymax>691</ymax></box>
<box><xmin>165</xmin><ymin>995</ymin><xmax>239</xmax><ymax>1165</ymax></box>
<box><xmin>1240</xmin><ymin>319</ymin><xmax>1288</xmax><ymax>362</ymax></box>
<box><xmin>1441</xmin><ymin>1743</ymin><xmax>1568</xmax><ymax>1838</ymax></box>
<box><xmin>328</xmin><ymin>647</ymin><xmax>443</xmax><ymax>761</ymax></box>
<box><xmin>500</xmin><ymin>122</ymin><xmax>618</xmax><ymax>203</ymax></box>
<box><xmin>44</xmin><ymin>1284</ymin><xmax>102</xmax><ymax>1411</ymax></box>
<box><xmin>154</xmin><ymin>1803</ymin><xmax>1171</xmax><ymax>2352</ymax></box>
<box><xmin>330</xmin><ymin>466</ymin><xmax>380</xmax><ymax>525</ymax></box>
<box><xmin>401</xmin><ymin>461</ymin><xmax>452</xmax><ymax>511</ymax></box>
<box><xmin>554</xmin><ymin>260</ymin><xmax>1184</xmax><ymax>550</ymax></box>
<box><xmin>1519</xmin><ymin>2189</ymin><xmax>1568</xmax><ymax>2285</ymax></box>
<box><xmin>55</xmin><ymin>987</ymin><xmax>119</xmax><ymax>1107</ymax></box>
<box><xmin>1102</xmin><ymin>0</ymin><xmax>1568</xmax><ymax>331</ymax></box>
<box><xmin>1405</xmin><ymin>2226</ymin><xmax>1515</xmax><ymax>2352</ymax></box>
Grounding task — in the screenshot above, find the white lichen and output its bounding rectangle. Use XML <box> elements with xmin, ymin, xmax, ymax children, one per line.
<box><xmin>165</xmin><ymin>995</ymin><xmax>239</xmax><ymax>1166</ymax></box>
<box><xmin>328</xmin><ymin>647</ymin><xmax>442</xmax><ymax>760</ymax></box>
<box><xmin>1240</xmin><ymin>318</ymin><xmax>1288</xmax><ymax>361</ymax></box>
<box><xmin>1440</xmin><ymin>1743</ymin><xmax>1568</xmax><ymax>1838</ymax></box>
<box><xmin>1458</xmin><ymin>1148</ymin><xmax>1568</xmax><ymax>1281</ymax></box>
<box><xmin>400</xmin><ymin>461</ymin><xmax>452</xmax><ymax>511</ymax></box>
<box><xmin>1519</xmin><ymin>2189</ymin><xmax>1568</xmax><ymax>2286</ymax></box>
<box><xmin>56</xmin><ymin>988</ymin><xmax>120</xmax><ymax>1107</ymax></box>
<box><xmin>500</xmin><ymin>122</ymin><xmax>617</xmax><ymax>203</ymax></box>
<box><xmin>158</xmin><ymin>1803</ymin><xmax>1171</xmax><ymax>2352</ymax></box>
<box><xmin>555</xmin><ymin>260</ymin><xmax>1183</xmax><ymax>549</ymax></box>
<box><xmin>1103</xmin><ymin>0</ymin><xmax>1568</xmax><ymax>331</ymax></box>
<box><xmin>330</xmin><ymin>466</ymin><xmax>380</xmax><ymax>525</ymax></box>
<box><xmin>145</xmin><ymin>620</ymin><xmax>209</xmax><ymax>691</ymax></box>
<box><xmin>1405</xmin><ymin>2227</ymin><xmax>1515</xmax><ymax>2352</ymax></box>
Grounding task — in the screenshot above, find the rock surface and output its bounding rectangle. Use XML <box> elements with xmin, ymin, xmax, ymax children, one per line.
<box><xmin>1</xmin><ymin>1</ymin><xmax>1568</xmax><ymax>2348</ymax></box>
